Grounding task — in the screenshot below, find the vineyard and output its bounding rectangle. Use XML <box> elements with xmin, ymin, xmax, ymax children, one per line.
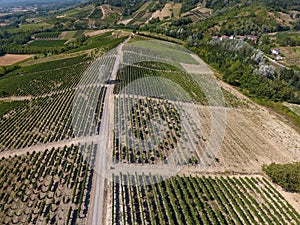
<box><xmin>111</xmin><ymin>174</ymin><xmax>300</xmax><ymax>225</ymax></box>
<box><xmin>0</xmin><ymin>36</ymin><xmax>299</xmax><ymax>225</ymax></box>
<box><xmin>0</xmin><ymin>144</ymin><xmax>95</xmax><ymax>225</ymax></box>
<box><xmin>0</xmin><ymin>86</ymin><xmax>106</xmax><ymax>151</ymax></box>
<box><xmin>34</xmin><ymin>32</ymin><xmax>62</xmax><ymax>39</ymax></box>
<box><xmin>0</xmin><ymin>55</ymin><xmax>90</xmax><ymax>97</ymax></box>
<box><xmin>28</xmin><ymin>40</ymin><xmax>66</xmax><ymax>48</ymax></box>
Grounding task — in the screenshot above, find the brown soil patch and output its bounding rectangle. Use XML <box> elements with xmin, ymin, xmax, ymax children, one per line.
<box><xmin>101</xmin><ymin>4</ymin><xmax>122</xmax><ymax>19</ymax></box>
<box><xmin>0</xmin><ymin>54</ymin><xmax>33</xmax><ymax>66</ymax></box>
<box><xmin>84</xmin><ymin>29</ymin><xmax>113</xmax><ymax>37</ymax></box>
<box><xmin>58</xmin><ymin>31</ymin><xmax>68</xmax><ymax>39</ymax></box>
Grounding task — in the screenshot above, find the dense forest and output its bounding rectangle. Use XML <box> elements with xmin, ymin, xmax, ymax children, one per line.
<box><xmin>263</xmin><ymin>162</ymin><xmax>300</xmax><ymax>193</ymax></box>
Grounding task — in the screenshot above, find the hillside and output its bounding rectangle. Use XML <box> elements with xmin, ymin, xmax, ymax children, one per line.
<box><xmin>0</xmin><ymin>1</ymin><xmax>300</xmax><ymax>225</ymax></box>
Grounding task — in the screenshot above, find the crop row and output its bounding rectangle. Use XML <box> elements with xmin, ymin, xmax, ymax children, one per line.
<box><xmin>112</xmin><ymin>174</ymin><xmax>300</xmax><ymax>225</ymax></box>
<box><xmin>0</xmin><ymin>86</ymin><xmax>106</xmax><ymax>151</ymax></box>
<box><xmin>34</xmin><ymin>32</ymin><xmax>62</xmax><ymax>39</ymax></box>
<box><xmin>0</xmin><ymin>55</ymin><xmax>90</xmax><ymax>97</ymax></box>
<box><xmin>0</xmin><ymin>144</ymin><xmax>96</xmax><ymax>225</ymax></box>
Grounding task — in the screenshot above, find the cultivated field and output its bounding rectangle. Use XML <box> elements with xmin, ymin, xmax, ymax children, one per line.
<box><xmin>110</xmin><ymin>174</ymin><xmax>300</xmax><ymax>225</ymax></box>
<box><xmin>0</xmin><ymin>38</ymin><xmax>299</xmax><ymax>225</ymax></box>
<box><xmin>0</xmin><ymin>54</ymin><xmax>33</xmax><ymax>66</ymax></box>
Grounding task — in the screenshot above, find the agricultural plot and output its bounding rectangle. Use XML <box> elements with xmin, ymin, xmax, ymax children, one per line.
<box><xmin>0</xmin><ymin>144</ymin><xmax>95</xmax><ymax>225</ymax></box>
<box><xmin>0</xmin><ymin>55</ymin><xmax>90</xmax><ymax>97</ymax></box>
<box><xmin>0</xmin><ymin>54</ymin><xmax>33</xmax><ymax>66</ymax></box>
<box><xmin>0</xmin><ymin>86</ymin><xmax>106</xmax><ymax>151</ymax></box>
<box><xmin>107</xmin><ymin>40</ymin><xmax>226</xmax><ymax>171</ymax></box>
<box><xmin>28</xmin><ymin>40</ymin><xmax>66</xmax><ymax>48</ymax></box>
<box><xmin>34</xmin><ymin>32</ymin><xmax>62</xmax><ymax>39</ymax></box>
<box><xmin>111</xmin><ymin>174</ymin><xmax>300</xmax><ymax>225</ymax></box>
<box><xmin>113</xmin><ymin>97</ymin><xmax>200</xmax><ymax>165</ymax></box>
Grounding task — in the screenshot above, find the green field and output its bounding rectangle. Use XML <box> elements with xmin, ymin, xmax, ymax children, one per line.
<box><xmin>28</xmin><ymin>40</ymin><xmax>66</xmax><ymax>47</ymax></box>
<box><xmin>35</xmin><ymin>32</ymin><xmax>62</xmax><ymax>39</ymax></box>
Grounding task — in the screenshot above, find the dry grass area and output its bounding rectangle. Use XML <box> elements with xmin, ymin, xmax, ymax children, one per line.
<box><xmin>185</xmin><ymin>83</ymin><xmax>300</xmax><ymax>174</ymax></box>
<box><xmin>278</xmin><ymin>46</ymin><xmax>300</xmax><ymax>67</ymax></box>
<box><xmin>268</xmin><ymin>12</ymin><xmax>294</xmax><ymax>28</ymax></box>
<box><xmin>101</xmin><ymin>4</ymin><xmax>122</xmax><ymax>19</ymax></box>
<box><xmin>150</xmin><ymin>3</ymin><xmax>182</xmax><ymax>21</ymax></box>
<box><xmin>0</xmin><ymin>54</ymin><xmax>33</xmax><ymax>66</ymax></box>
<box><xmin>180</xmin><ymin>80</ymin><xmax>300</xmax><ymax>213</ymax></box>
<box><xmin>84</xmin><ymin>29</ymin><xmax>113</xmax><ymax>37</ymax></box>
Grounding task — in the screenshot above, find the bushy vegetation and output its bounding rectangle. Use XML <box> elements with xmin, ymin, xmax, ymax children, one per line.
<box><xmin>263</xmin><ymin>162</ymin><xmax>300</xmax><ymax>193</ymax></box>
<box><xmin>194</xmin><ymin>39</ymin><xmax>300</xmax><ymax>103</ymax></box>
<box><xmin>89</xmin><ymin>8</ymin><xmax>103</xmax><ymax>19</ymax></box>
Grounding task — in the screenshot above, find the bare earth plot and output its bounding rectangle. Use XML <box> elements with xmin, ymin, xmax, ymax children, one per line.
<box><xmin>84</xmin><ymin>29</ymin><xmax>113</xmax><ymax>37</ymax></box>
<box><xmin>0</xmin><ymin>54</ymin><xmax>33</xmax><ymax>66</ymax></box>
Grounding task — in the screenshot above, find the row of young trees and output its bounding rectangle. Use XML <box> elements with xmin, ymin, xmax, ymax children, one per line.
<box><xmin>112</xmin><ymin>174</ymin><xmax>300</xmax><ymax>225</ymax></box>
<box><xmin>0</xmin><ymin>144</ymin><xmax>95</xmax><ymax>225</ymax></box>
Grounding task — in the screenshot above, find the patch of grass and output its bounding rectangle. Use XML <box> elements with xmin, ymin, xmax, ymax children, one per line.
<box><xmin>263</xmin><ymin>162</ymin><xmax>300</xmax><ymax>193</ymax></box>
<box><xmin>28</xmin><ymin>40</ymin><xmax>66</xmax><ymax>47</ymax></box>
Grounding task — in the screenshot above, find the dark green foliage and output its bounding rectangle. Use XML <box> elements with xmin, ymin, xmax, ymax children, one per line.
<box><xmin>194</xmin><ymin>40</ymin><xmax>300</xmax><ymax>103</ymax></box>
<box><xmin>206</xmin><ymin>0</ymin><xmax>300</xmax><ymax>11</ymax></box>
<box><xmin>263</xmin><ymin>162</ymin><xmax>300</xmax><ymax>193</ymax></box>
<box><xmin>89</xmin><ymin>8</ymin><xmax>103</xmax><ymax>19</ymax></box>
<box><xmin>28</xmin><ymin>40</ymin><xmax>66</xmax><ymax>47</ymax></box>
<box><xmin>180</xmin><ymin>0</ymin><xmax>199</xmax><ymax>13</ymax></box>
<box><xmin>34</xmin><ymin>32</ymin><xmax>61</xmax><ymax>39</ymax></box>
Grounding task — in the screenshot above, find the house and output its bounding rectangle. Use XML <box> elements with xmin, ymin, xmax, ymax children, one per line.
<box><xmin>220</xmin><ymin>35</ymin><xmax>229</xmax><ymax>41</ymax></box>
<box><xmin>271</xmin><ymin>49</ymin><xmax>280</xmax><ymax>55</ymax></box>
<box><xmin>236</xmin><ymin>35</ymin><xmax>246</xmax><ymax>40</ymax></box>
